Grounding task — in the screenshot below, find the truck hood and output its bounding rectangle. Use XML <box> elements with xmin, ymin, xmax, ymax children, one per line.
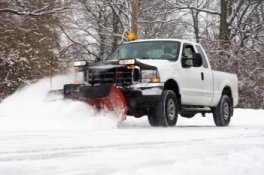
<box><xmin>135</xmin><ymin>59</ymin><xmax>177</xmax><ymax>72</ymax></box>
<box><xmin>135</xmin><ymin>59</ymin><xmax>173</xmax><ymax>67</ymax></box>
<box><xmin>87</xmin><ymin>59</ymin><xmax>157</xmax><ymax>70</ymax></box>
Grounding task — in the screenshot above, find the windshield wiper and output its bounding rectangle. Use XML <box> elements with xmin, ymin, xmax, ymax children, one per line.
<box><xmin>140</xmin><ymin>57</ymin><xmax>152</xmax><ymax>59</ymax></box>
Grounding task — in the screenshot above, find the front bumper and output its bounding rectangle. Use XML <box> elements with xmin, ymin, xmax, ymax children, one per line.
<box><xmin>120</xmin><ymin>83</ymin><xmax>164</xmax><ymax>117</ymax></box>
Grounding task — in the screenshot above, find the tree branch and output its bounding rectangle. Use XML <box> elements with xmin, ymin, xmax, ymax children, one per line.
<box><xmin>0</xmin><ymin>7</ymin><xmax>70</xmax><ymax>16</ymax></box>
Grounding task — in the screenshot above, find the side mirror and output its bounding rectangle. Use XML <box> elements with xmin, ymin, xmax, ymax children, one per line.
<box><xmin>192</xmin><ymin>53</ymin><xmax>203</xmax><ymax>67</ymax></box>
<box><xmin>182</xmin><ymin>53</ymin><xmax>203</xmax><ymax>68</ymax></box>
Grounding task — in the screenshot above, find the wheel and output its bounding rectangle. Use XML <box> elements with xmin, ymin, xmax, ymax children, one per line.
<box><xmin>156</xmin><ymin>90</ymin><xmax>178</xmax><ymax>127</ymax></box>
<box><xmin>212</xmin><ymin>95</ymin><xmax>232</xmax><ymax>126</ymax></box>
<box><xmin>148</xmin><ymin>109</ymin><xmax>159</xmax><ymax>126</ymax></box>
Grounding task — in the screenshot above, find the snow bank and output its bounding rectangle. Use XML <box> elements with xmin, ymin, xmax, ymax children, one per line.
<box><xmin>0</xmin><ymin>74</ymin><xmax>119</xmax><ymax>131</ymax></box>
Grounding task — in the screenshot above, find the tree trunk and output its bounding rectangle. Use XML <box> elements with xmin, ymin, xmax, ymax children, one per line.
<box><xmin>131</xmin><ymin>0</ymin><xmax>140</xmax><ymax>35</ymax></box>
<box><xmin>191</xmin><ymin>9</ymin><xmax>200</xmax><ymax>43</ymax></box>
<box><xmin>112</xmin><ymin>8</ymin><xmax>119</xmax><ymax>50</ymax></box>
<box><xmin>219</xmin><ymin>0</ymin><xmax>231</xmax><ymax>48</ymax></box>
<box><xmin>98</xmin><ymin>11</ymin><xmax>105</xmax><ymax>58</ymax></box>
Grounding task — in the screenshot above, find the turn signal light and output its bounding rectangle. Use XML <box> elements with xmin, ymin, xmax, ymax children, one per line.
<box><xmin>127</xmin><ymin>65</ymin><xmax>136</xmax><ymax>70</ymax></box>
<box><xmin>151</xmin><ymin>77</ymin><xmax>161</xmax><ymax>83</ymax></box>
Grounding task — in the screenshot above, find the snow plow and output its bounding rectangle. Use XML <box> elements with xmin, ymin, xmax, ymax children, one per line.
<box><xmin>47</xmin><ymin>54</ymin><xmax>162</xmax><ymax>122</ymax></box>
<box><xmin>47</xmin><ymin>62</ymin><xmax>130</xmax><ymax>120</ymax></box>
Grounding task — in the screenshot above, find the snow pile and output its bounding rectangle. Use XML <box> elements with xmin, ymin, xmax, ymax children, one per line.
<box><xmin>0</xmin><ymin>74</ymin><xmax>119</xmax><ymax>131</ymax></box>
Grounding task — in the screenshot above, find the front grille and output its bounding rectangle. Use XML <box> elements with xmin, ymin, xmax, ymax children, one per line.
<box><xmin>87</xmin><ymin>67</ymin><xmax>139</xmax><ymax>85</ymax></box>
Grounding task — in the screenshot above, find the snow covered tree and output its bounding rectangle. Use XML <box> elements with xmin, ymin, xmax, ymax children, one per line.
<box><xmin>0</xmin><ymin>0</ymin><xmax>263</xmax><ymax>108</ymax></box>
<box><xmin>0</xmin><ymin>0</ymin><xmax>69</xmax><ymax>98</ymax></box>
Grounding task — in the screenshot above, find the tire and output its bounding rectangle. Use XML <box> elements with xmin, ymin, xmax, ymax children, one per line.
<box><xmin>148</xmin><ymin>110</ymin><xmax>159</xmax><ymax>126</ymax></box>
<box><xmin>212</xmin><ymin>95</ymin><xmax>232</xmax><ymax>126</ymax></box>
<box><xmin>156</xmin><ymin>90</ymin><xmax>178</xmax><ymax>127</ymax></box>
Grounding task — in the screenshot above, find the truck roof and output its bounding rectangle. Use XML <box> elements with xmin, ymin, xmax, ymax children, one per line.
<box><xmin>125</xmin><ymin>39</ymin><xmax>201</xmax><ymax>46</ymax></box>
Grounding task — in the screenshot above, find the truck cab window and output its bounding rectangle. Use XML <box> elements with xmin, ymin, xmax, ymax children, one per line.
<box><xmin>182</xmin><ymin>44</ymin><xmax>195</xmax><ymax>65</ymax></box>
<box><xmin>183</xmin><ymin>45</ymin><xmax>196</xmax><ymax>58</ymax></box>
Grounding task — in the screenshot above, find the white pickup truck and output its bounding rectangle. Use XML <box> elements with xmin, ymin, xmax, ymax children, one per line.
<box><xmin>61</xmin><ymin>39</ymin><xmax>239</xmax><ymax>127</ymax></box>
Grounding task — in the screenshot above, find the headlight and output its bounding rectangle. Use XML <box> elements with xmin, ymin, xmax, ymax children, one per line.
<box><xmin>141</xmin><ymin>70</ymin><xmax>160</xmax><ymax>83</ymax></box>
<box><xmin>74</xmin><ymin>60</ymin><xmax>87</xmax><ymax>67</ymax></box>
<box><xmin>73</xmin><ymin>60</ymin><xmax>86</xmax><ymax>84</ymax></box>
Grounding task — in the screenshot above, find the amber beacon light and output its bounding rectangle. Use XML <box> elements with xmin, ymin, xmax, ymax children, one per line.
<box><xmin>128</xmin><ymin>32</ymin><xmax>137</xmax><ymax>41</ymax></box>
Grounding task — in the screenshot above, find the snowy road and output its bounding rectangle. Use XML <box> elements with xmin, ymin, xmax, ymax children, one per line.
<box><xmin>0</xmin><ymin>76</ymin><xmax>263</xmax><ymax>175</ymax></box>
<box><xmin>0</xmin><ymin>110</ymin><xmax>264</xmax><ymax>175</ymax></box>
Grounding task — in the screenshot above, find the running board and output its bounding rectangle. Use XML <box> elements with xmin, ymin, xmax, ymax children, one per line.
<box><xmin>181</xmin><ymin>107</ymin><xmax>212</xmax><ymax>113</ymax></box>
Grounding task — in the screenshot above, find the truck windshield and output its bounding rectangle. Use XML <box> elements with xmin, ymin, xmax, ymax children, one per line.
<box><xmin>107</xmin><ymin>41</ymin><xmax>180</xmax><ymax>61</ymax></box>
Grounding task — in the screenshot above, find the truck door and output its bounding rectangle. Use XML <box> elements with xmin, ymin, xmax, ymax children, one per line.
<box><xmin>179</xmin><ymin>43</ymin><xmax>213</xmax><ymax>106</ymax></box>
<box><xmin>195</xmin><ymin>44</ymin><xmax>214</xmax><ymax>105</ymax></box>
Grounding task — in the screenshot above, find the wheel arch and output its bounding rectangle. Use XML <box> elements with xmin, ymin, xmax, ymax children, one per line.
<box><xmin>163</xmin><ymin>79</ymin><xmax>181</xmax><ymax>100</ymax></box>
<box><xmin>221</xmin><ymin>86</ymin><xmax>234</xmax><ymax>116</ymax></box>
<box><xmin>222</xmin><ymin>86</ymin><xmax>232</xmax><ymax>99</ymax></box>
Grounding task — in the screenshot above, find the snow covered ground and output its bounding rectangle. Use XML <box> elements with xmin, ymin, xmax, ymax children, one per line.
<box><xmin>0</xmin><ymin>75</ymin><xmax>263</xmax><ymax>175</ymax></box>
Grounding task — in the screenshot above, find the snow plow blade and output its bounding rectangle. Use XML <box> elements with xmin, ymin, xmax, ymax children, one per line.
<box><xmin>49</xmin><ymin>84</ymin><xmax>127</xmax><ymax>120</ymax></box>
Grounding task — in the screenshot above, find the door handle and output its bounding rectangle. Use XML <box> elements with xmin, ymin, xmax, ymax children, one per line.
<box><xmin>201</xmin><ymin>72</ymin><xmax>204</xmax><ymax>80</ymax></box>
